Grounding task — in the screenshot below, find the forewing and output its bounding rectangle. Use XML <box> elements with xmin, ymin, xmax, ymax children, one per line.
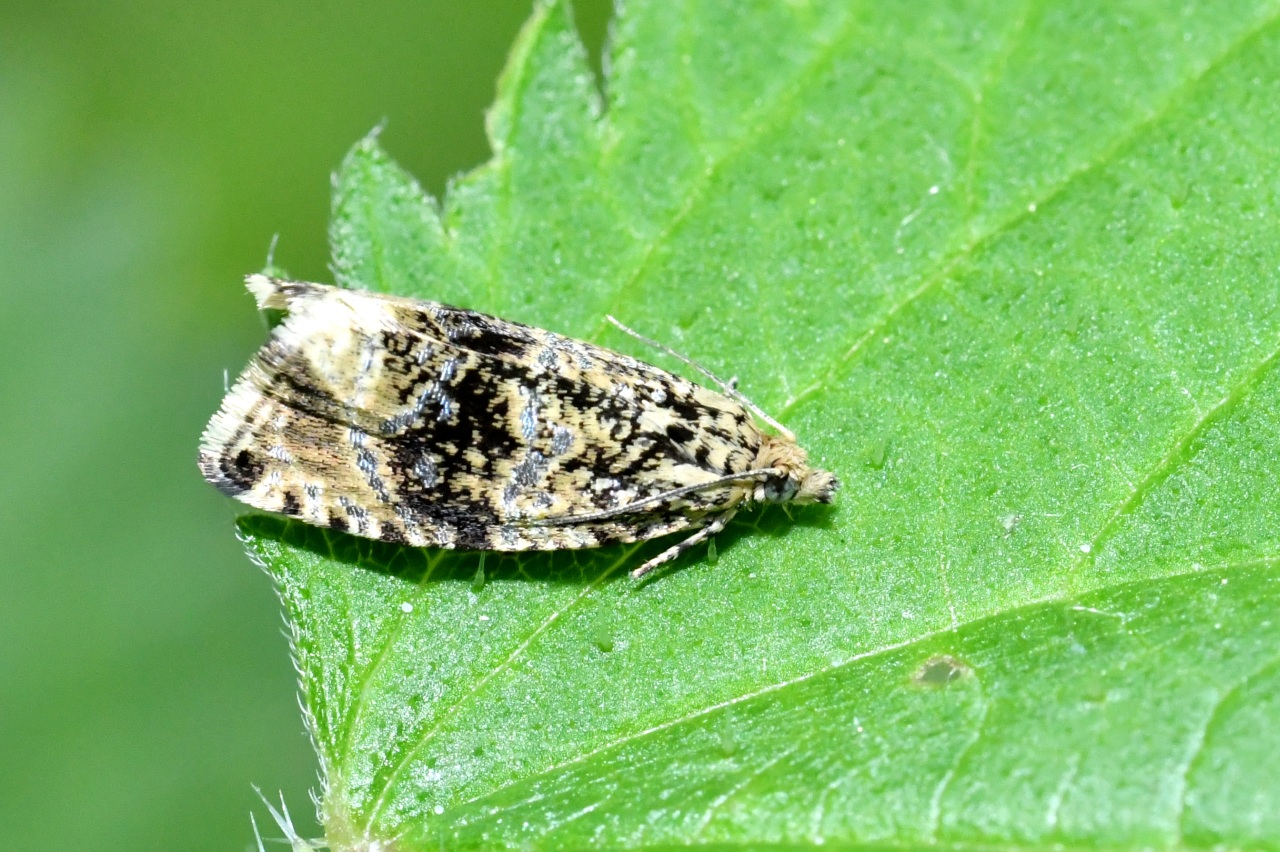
<box><xmin>198</xmin><ymin>282</ymin><xmax>765</xmax><ymax>551</ymax></box>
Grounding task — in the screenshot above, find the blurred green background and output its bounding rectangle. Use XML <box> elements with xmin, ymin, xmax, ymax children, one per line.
<box><xmin>0</xmin><ymin>2</ymin><xmax>607</xmax><ymax>848</ymax></box>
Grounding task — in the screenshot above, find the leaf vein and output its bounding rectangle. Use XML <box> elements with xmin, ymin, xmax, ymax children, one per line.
<box><xmin>927</xmin><ymin>674</ymin><xmax>992</xmax><ymax>841</ymax></box>
<box><xmin>961</xmin><ymin>0</ymin><xmax>1037</xmax><ymax>233</ymax></box>
<box><xmin>1173</xmin><ymin>650</ymin><xmax>1280</xmax><ymax>843</ymax></box>
<box><xmin>1070</xmin><ymin>333</ymin><xmax>1280</xmax><ymax>586</ymax></box>
<box><xmin>456</xmin><ymin>556</ymin><xmax>1278</xmax><ymax>815</ymax></box>
<box><xmin>362</xmin><ymin>548</ymin><xmax>634</xmax><ymax>833</ymax></box>
<box><xmin>335</xmin><ymin>550</ymin><xmax>448</xmax><ymax>774</ymax></box>
<box><xmin>590</xmin><ymin>6</ymin><xmax>865</xmax><ymax>340</ymax></box>
<box><xmin>691</xmin><ymin>745</ymin><xmax>798</xmax><ymax>839</ymax></box>
<box><xmin>782</xmin><ymin>7</ymin><xmax>1280</xmax><ymax>418</ymax></box>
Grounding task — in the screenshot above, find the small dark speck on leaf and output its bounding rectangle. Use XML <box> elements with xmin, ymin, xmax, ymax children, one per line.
<box><xmin>912</xmin><ymin>654</ymin><xmax>974</xmax><ymax>688</ymax></box>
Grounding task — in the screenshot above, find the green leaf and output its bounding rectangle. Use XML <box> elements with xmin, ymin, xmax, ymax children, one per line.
<box><xmin>240</xmin><ymin>1</ymin><xmax>1280</xmax><ymax>848</ymax></box>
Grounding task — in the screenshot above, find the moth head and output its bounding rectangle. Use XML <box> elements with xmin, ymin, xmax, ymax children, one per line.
<box><xmin>754</xmin><ymin>436</ymin><xmax>840</xmax><ymax>505</ymax></box>
<box><xmin>794</xmin><ymin>467</ymin><xmax>839</xmax><ymax>504</ymax></box>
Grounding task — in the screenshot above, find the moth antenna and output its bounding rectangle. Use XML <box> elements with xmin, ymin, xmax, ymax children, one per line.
<box><xmin>531</xmin><ymin>469</ymin><xmax>777</xmax><ymax>525</ymax></box>
<box><xmin>265</xmin><ymin>233</ymin><xmax>280</xmax><ymax>269</ymax></box>
<box><xmin>606</xmin><ymin>315</ymin><xmax>795</xmax><ymax>440</ymax></box>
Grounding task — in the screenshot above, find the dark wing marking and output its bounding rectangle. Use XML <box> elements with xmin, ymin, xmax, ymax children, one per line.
<box><xmin>199</xmin><ymin>282</ymin><xmax>765</xmax><ymax>551</ymax></box>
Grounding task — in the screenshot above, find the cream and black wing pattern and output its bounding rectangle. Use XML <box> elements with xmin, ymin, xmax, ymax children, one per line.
<box><xmin>199</xmin><ymin>276</ymin><xmax>837</xmax><ymax>576</ymax></box>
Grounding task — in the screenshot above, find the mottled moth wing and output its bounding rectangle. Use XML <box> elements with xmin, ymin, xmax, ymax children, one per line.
<box><xmin>199</xmin><ymin>279</ymin><xmax>769</xmax><ymax>553</ymax></box>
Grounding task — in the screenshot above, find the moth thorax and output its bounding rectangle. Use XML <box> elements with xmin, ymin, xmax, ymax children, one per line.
<box><xmin>754</xmin><ymin>434</ymin><xmax>840</xmax><ymax>505</ymax></box>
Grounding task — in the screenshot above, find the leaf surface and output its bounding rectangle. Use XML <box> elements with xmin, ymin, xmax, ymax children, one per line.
<box><xmin>242</xmin><ymin>1</ymin><xmax>1280</xmax><ymax>847</ymax></box>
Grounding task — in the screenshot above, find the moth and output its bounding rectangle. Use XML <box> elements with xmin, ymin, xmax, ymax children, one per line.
<box><xmin>199</xmin><ymin>276</ymin><xmax>838</xmax><ymax>578</ymax></box>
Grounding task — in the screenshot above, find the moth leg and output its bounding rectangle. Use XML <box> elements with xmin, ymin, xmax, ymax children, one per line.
<box><xmin>631</xmin><ymin>510</ymin><xmax>738</xmax><ymax>580</ymax></box>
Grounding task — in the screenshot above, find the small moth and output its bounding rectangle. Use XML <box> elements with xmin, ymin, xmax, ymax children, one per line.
<box><xmin>199</xmin><ymin>276</ymin><xmax>838</xmax><ymax>578</ymax></box>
